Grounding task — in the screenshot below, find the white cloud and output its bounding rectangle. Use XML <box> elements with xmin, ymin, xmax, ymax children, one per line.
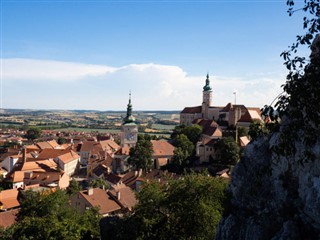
<box><xmin>1</xmin><ymin>58</ymin><xmax>285</xmax><ymax>110</ymax></box>
<box><xmin>2</xmin><ymin>58</ymin><xmax>115</xmax><ymax>81</ymax></box>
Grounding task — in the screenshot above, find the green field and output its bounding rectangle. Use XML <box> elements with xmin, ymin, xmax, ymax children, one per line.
<box><xmin>57</xmin><ymin>128</ymin><xmax>121</xmax><ymax>133</ymax></box>
<box><xmin>152</xmin><ymin>124</ymin><xmax>177</xmax><ymax>131</ymax></box>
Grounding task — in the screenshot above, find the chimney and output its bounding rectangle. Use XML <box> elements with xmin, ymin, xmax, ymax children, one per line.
<box><xmin>116</xmin><ymin>191</ymin><xmax>121</xmax><ymax>200</ymax></box>
<box><xmin>134</xmin><ymin>170</ymin><xmax>138</xmax><ymax>177</ymax></box>
<box><xmin>138</xmin><ymin>169</ymin><xmax>143</xmax><ymax>177</ymax></box>
<box><xmin>88</xmin><ymin>187</ymin><xmax>93</xmax><ymax>196</ymax></box>
<box><xmin>23</xmin><ymin>148</ymin><xmax>27</xmax><ymax>163</ymax></box>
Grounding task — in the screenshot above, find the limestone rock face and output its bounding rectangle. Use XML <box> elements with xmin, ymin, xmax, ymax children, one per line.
<box><xmin>216</xmin><ymin>35</ymin><xmax>320</xmax><ymax>240</ymax></box>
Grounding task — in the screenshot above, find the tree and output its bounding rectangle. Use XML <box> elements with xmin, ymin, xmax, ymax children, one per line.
<box><xmin>25</xmin><ymin>127</ymin><xmax>42</xmax><ymax>141</ymax></box>
<box><xmin>171</xmin><ymin>125</ymin><xmax>202</xmax><ymax>145</ymax></box>
<box><xmin>172</xmin><ymin>134</ymin><xmax>194</xmax><ymax>167</ymax></box>
<box><xmin>248</xmin><ymin>120</ymin><xmax>267</xmax><ymax>140</ymax></box>
<box><xmin>66</xmin><ymin>179</ymin><xmax>82</xmax><ymax>195</ymax></box>
<box><xmin>5</xmin><ymin>189</ymin><xmax>101</xmax><ymax>240</ymax></box>
<box><xmin>57</xmin><ymin>137</ymin><xmax>67</xmax><ymax>145</ymax></box>
<box><xmin>89</xmin><ymin>178</ymin><xmax>110</xmax><ymax>189</ymax></box>
<box><xmin>214</xmin><ymin>137</ymin><xmax>240</xmax><ymax>165</ymax></box>
<box><xmin>111</xmin><ymin>173</ymin><xmax>229</xmax><ymax>240</ymax></box>
<box><xmin>128</xmin><ymin>138</ymin><xmax>154</xmax><ymax>171</ymax></box>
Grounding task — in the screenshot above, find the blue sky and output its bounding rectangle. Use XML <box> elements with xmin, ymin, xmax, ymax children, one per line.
<box><xmin>1</xmin><ymin>0</ymin><xmax>309</xmax><ymax>110</ymax></box>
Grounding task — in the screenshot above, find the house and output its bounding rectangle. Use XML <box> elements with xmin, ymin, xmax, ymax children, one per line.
<box><xmin>23</xmin><ymin>171</ymin><xmax>70</xmax><ymax>189</ymax></box>
<box><xmin>7</xmin><ymin>159</ymin><xmax>59</xmax><ymax>188</ymax></box>
<box><xmin>36</xmin><ymin>140</ymin><xmax>60</xmax><ymax>150</ymax></box>
<box><xmin>151</xmin><ymin>140</ymin><xmax>175</xmax><ymax>169</ymax></box>
<box><xmin>0</xmin><ymin>188</ymin><xmax>20</xmax><ymax>211</ymax></box>
<box><xmin>36</xmin><ymin>148</ymin><xmax>80</xmax><ymax>176</ymax></box>
<box><xmin>70</xmin><ymin>188</ymin><xmax>122</xmax><ymax>217</ymax></box>
<box><xmin>109</xmin><ymin>183</ymin><xmax>137</xmax><ymax>211</ymax></box>
<box><xmin>0</xmin><ymin>209</ymin><xmax>19</xmax><ymax>228</ymax></box>
<box><xmin>55</xmin><ymin>151</ymin><xmax>80</xmax><ymax>176</ymax></box>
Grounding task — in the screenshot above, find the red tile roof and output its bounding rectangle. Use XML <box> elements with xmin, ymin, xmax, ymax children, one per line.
<box><xmin>181</xmin><ymin>106</ymin><xmax>202</xmax><ymax>114</ymax></box>
<box><xmin>80</xmin><ymin>188</ymin><xmax>121</xmax><ymax>215</ymax></box>
<box><xmin>0</xmin><ymin>209</ymin><xmax>19</xmax><ymax>228</ymax></box>
<box><xmin>151</xmin><ymin>140</ymin><xmax>174</xmax><ymax>156</ymax></box>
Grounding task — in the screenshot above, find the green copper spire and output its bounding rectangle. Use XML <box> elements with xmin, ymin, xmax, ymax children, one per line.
<box><xmin>203</xmin><ymin>73</ymin><xmax>212</xmax><ymax>91</ymax></box>
<box><xmin>124</xmin><ymin>92</ymin><xmax>135</xmax><ymax>124</ymax></box>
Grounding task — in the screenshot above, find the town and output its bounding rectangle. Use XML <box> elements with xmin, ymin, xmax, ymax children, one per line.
<box><xmin>0</xmin><ymin>74</ymin><xmax>264</xmax><ymax>238</ymax></box>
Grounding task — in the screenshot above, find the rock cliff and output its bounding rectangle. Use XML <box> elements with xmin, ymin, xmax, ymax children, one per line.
<box><xmin>216</xmin><ymin>35</ymin><xmax>320</xmax><ymax>240</ymax></box>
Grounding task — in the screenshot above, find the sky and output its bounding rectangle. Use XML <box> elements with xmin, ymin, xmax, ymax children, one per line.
<box><xmin>0</xmin><ymin>0</ymin><xmax>310</xmax><ymax>111</ymax></box>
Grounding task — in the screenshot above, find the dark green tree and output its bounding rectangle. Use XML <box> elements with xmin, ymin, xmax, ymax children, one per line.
<box><xmin>66</xmin><ymin>179</ymin><xmax>82</xmax><ymax>195</ymax></box>
<box><xmin>112</xmin><ymin>173</ymin><xmax>229</xmax><ymax>240</ymax></box>
<box><xmin>25</xmin><ymin>127</ymin><xmax>42</xmax><ymax>141</ymax></box>
<box><xmin>171</xmin><ymin>124</ymin><xmax>202</xmax><ymax>145</ymax></box>
<box><xmin>89</xmin><ymin>178</ymin><xmax>110</xmax><ymax>189</ymax></box>
<box><xmin>128</xmin><ymin>138</ymin><xmax>154</xmax><ymax>171</ymax></box>
<box><xmin>7</xmin><ymin>189</ymin><xmax>101</xmax><ymax>240</ymax></box>
<box><xmin>248</xmin><ymin>120</ymin><xmax>267</xmax><ymax>140</ymax></box>
<box><xmin>214</xmin><ymin>137</ymin><xmax>240</xmax><ymax>165</ymax></box>
<box><xmin>172</xmin><ymin>134</ymin><xmax>194</xmax><ymax>167</ymax></box>
<box><xmin>57</xmin><ymin>137</ymin><xmax>67</xmax><ymax>145</ymax></box>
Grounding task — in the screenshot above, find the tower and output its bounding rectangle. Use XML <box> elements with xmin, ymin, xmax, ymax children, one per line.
<box><xmin>202</xmin><ymin>73</ymin><xmax>212</xmax><ymax>119</ymax></box>
<box><xmin>121</xmin><ymin>92</ymin><xmax>138</xmax><ymax>148</ymax></box>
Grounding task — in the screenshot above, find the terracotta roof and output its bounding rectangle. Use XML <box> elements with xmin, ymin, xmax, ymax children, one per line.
<box><xmin>80</xmin><ymin>141</ymin><xmax>102</xmax><ymax>152</ymax></box>
<box><xmin>93</xmin><ymin>164</ymin><xmax>108</xmax><ymax>178</ymax></box>
<box><xmin>202</xmin><ymin>138</ymin><xmax>218</xmax><ymax>146</ymax></box>
<box><xmin>0</xmin><ymin>151</ymin><xmax>21</xmax><ymax>162</ymax></box>
<box><xmin>220</xmin><ymin>103</ymin><xmax>247</xmax><ymax>113</ymax></box>
<box><xmin>181</xmin><ymin>106</ymin><xmax>202</xmax><ymax>114</ymax></box>
<box><xmin>57</xmin><ymin>151</ymin><xmax>80</xmax><ymax>164</ymax></box>
<box><xmin>36</xmin><ymin>141</ymin><xmax>54</xmax><ymax>150</ymax></box>
<box><xmin>21</xmin><ymin>159</ymin><xmax>58</xmax><ymax>172</ymax></box>
<box><xmin>220</xmin><ymin>103</ymin><xmax>233</xmax><ymax>112</ymax></box>
<box><xmin>0</xmin><ymin>189</ymin><xmax>20</xmax><ymax>210</ymax></box>
<box><xmin>24</xmin><ymin>171</ymin><xmax>64</xmax><ymax>185</ymax></box>
<box><xmin>115</xmin><ymin>146</ymin><xmax>130</xmax><ymax>156</ymax></box>
<box><xmin>151</xmin><ymin>140</ymin><xmax>174</xmax><ymax>156</ymax></box>
<box><xmin>237</xmin><ymin>110</ymin><xmax>262</xmax><ymax>123</ymax></box>
<box><xmin>37</xmin><ymin>149</ymin><xmax>69</xmax><ymax>159</ymax></box>
<box><xmin>26</xmin><ymin>145</ymin><xmax>40</xmax><ymax>151</ymax></box>
<box><xmin>104</xmin><ymin>173</ymin><xmax>122</xmax><ymax>185</ymax></box>
<box><xmin>100</xmin><ymin>140</ymin><xmax>119</xmax><ymax>152</ymax></box>
<box><xmin>79</xmin><ymin>188</ymin><xmax>121</xmax><ymax>215</ymax></box>
<box><xmin>47</xmin><ymin>140</ymin><xmax>59</xmax><ymax>149</ymax></box>
<box><xmin>109</xmin><ymin>184</ymin><xmax>137</xmax><ymax>210</ymax></box>
<box><xmin>0</xmin><ymin>209</ymin><xmax>19</xmax><ymax>228</ymax></box>
<box><xmin>194</xmin><ymin>119</ymin><xmax>222</xmax><ymax>137</ymax></box>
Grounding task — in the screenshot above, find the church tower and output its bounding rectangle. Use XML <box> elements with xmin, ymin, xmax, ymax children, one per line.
<box><xmin>121</xmin><ymin>93</ymin><xmax>138</xmax><ymax>148</ymax></box>
<box><xmin>202</xmin><ymin>73</ymin><xmax>212</xmax><ymax>119</ymax></box>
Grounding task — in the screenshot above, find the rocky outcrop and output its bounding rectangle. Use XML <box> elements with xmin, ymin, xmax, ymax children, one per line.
<box><xmin>216</xmin><ymin>35</ymin><xmax>320</xmax><ymax>240</ymax></box>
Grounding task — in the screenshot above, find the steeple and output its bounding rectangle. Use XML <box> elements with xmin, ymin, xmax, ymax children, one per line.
<box><xmin>203</xmin><ymin>73</ymin><xmax>212</xmax><ymax>91</ymax></box>
<box><xmin>123</xmin><ymin>92</ymin><xmax>135</xmax><ymax>124</ymax></box>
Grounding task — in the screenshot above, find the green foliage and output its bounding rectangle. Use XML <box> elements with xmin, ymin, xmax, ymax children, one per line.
<box><xmin>89</xmin><ymin>178</ymin><xmax>110</xmax><ymax>189</ymax></box>
<box><xmin>128</xmin><ymin>138</ymin><xmax>154</xmax><ymax>171</ymax></box>
<box><xmin>214</xmin><ymin>137</ymin><xmax>240</xmax><ymax>165</ymax></box>
<box><xmin>25</xmin><ymin>127</ymin><xmax>42</xmax><ymax>141</ymax></box>
<box><xmin>172</xmin><ymin>134</ymin><xmax>194</xmax><ymax>167</ymax></box>
<box><xmin>112</xmin><ymin>173</ymin><xmax>229</xmax><ymax>240</ymax></box>
<box><xmin>248</xmin><ymin>120</ymin><xmax>267</xmax><ymax>140</ymax></box>
<box><xmin>273</xmin><ymin>0</ymin><xmax>320</xmax><ymax>160</ymax></box>
<box><xmin>237</xmin><ymin>126</ymin><xmax>248</xmax><ymax>137</ymax></box>
<box><xmin>66</xmin><ymin>179</ymin><xmax>82</xmax><ymax>195</ymax></box>
<box><xmin>57</xmin><ymin>137</ymin><xmax>67</xmax><ymax>145</ymax></box>
<box><xmin>171</xmin><ymin>125</ymin><xmax>202</xmax><ymax>145</ymax></box>
<box><xmin>6</xmin><ymin>189</ymin><xmax>100</xmax><ymax>240</ymax></box>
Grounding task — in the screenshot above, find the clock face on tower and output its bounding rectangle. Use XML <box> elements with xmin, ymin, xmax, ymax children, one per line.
<box><xmin>127</xmin><ymin>133</ymin><xmax>134</xmax><ymax>140</ymax></box>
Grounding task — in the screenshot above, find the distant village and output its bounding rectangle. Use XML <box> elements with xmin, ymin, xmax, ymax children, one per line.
<box><xmin>0</xmin><ymin>74</ymin><xmax>263</xmax><ymax>230</ymax></box>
